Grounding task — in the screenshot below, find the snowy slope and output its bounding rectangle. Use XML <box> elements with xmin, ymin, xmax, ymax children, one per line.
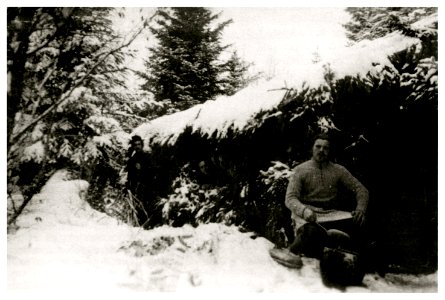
<box><xmin>7</xmin><ymin>171</ymin><xmax>437</xmax><ymax>295</ymax></box>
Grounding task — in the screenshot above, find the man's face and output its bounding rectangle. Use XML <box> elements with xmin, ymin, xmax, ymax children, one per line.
<box><xmin>198</xmin><ymin>161</ymin><xmax>207</xmax><ymax>174</ymax></box>
<box><xmin>312</xmin><ymin>139</ymin><xmax>330</xmax><ymax>163</ymax></box>
<box><xmin>133</xmin><ymin>141</ymin><xmax>143</xmax><ymax>152</ymax></box>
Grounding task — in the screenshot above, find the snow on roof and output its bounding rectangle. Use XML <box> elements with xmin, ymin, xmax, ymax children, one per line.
<box><xmin>133</xmin><ymin>78</ymin><xmax>288</xmax><ymax>146</ymax></box>
<box><xmin>411</xmin><ymin>12</ymin><xmax>438</xmax><ymax>30</ymax></box>
<box><xmin>133</xmin><ymin>29</ymin><xmax>424</xmax><ymax>147</ymax></box>
<box><xmin>324</xmin><ymin>32</ymin><xmax>419</xmax><ymax>80</ymax></box>
<box><xmin>192</xmin><ymin>79</ymin><xmax>289</xmax><ymax>137</ymax></box>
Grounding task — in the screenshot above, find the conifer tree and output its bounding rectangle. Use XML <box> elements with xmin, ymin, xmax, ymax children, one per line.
<box><xmin>221</xmin><ymin>50</ymin><xmax>254</xmax><ymax>96</ymax></box>
<box><xmin>140</xmin><ymin>8</ymin><xmax>249</xmax><ymax>109</ymax></box>
<box><xmin>343</xmin><ymin>7</ymin><xmax>437</xmax><ymax>42</ymax></box>
<box><xmin>7</xmin><ymin>7</ymin><xmax>153</xmax><ymax>225</ymax></box>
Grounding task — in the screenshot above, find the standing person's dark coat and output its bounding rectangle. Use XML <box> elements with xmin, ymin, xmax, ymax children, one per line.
<box><xmin>126</xmin><ymin>135</ymin><xmax>151</xmax><ymax>201</ymax></box>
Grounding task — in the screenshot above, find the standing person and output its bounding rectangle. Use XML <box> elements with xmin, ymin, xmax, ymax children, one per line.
<box><xmin>126</xmin><ymin>135</ymin><xmax>151</xmax><ymax>202</ymax></box>
<box><xmin>285</xmin><ymin>133</ymin><xmax>369</xmax><ymax>258</ymax></box>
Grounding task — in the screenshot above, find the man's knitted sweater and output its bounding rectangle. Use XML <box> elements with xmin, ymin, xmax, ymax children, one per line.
<box><xmin>285</xmin><ymin>159</ymin><xmax>369</xmax><ymax>223</ymax></box>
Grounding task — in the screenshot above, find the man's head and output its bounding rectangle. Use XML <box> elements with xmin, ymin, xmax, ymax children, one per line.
<box><xmin>130</xmin><ymin>135</ymin><xmax>144</xmax><ymax>153</ymax></box>
<box><xmin>198</xmin><ymin>160</ymin><xmax>208</xmax><ymax>175</ymax></box>
<box><xmin>311</xmin><ymin>133</ymin><xmax>331</xmax><ymax>164</ymax></box>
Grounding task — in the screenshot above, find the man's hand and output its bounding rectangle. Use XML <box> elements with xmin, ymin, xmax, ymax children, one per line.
<box><xmin>352</xmin><ymin>210</ymin><xmax>366</xmax><ymax>226</ymax></box>
<box><xmin>303</xmin><ymin>207</ymin><xmax>317</xmax><ymax>223</ymax></box>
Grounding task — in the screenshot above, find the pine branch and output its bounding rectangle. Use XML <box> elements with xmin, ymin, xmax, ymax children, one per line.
<box><xmin>9</xmin><ymin>15</ymin><xmax>154</xmax><ymax>153</ymax></box>
<box><xmin>26</xmin><ymin>8</ymin><xmax>75</xmax><ymax>56</ymax></box>
<box><xmin>107</xmin><ymin>111</ymin><xmax>149</xmax><ymax>121</ymax></box>
<box><xmin>31</xmin><ymin>57</ymin><xmax>59</xmax><ymax>116</ymax></box>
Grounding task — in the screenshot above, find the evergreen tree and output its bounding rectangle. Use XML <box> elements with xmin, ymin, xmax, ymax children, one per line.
<box><xmin>140</xmin><ymin>8</ymin><xmax>249</xmax><ymax>109</ymax></box>
<box><xmin>343</xmin><ymin>7</ymin><xmax>437</xmax><ymax>42</ymax></box>
<box><xmin>220</xmin><ymin>50</ymin><xmax>255</xmax><ymax>96</ymax></box>
<box><xmin>7</xmin><ymin>7</ymin><xmax>153</xmax><ymax>226</ymax></box>
<box><xmin>340</xmin><ymin>7</ymin><xmax>438</xmax><ymax>272</ymax></box>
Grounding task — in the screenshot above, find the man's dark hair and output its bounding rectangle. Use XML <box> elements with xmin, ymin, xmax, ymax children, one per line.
<box><xmin>130</xmin><ymin>135</ymin><xmax>143</xmax><ymax>145</ymax></box>
<box><xmin>313</xmin><ymin>133</ymin><xmax>331</xmax><ymax>144</ymax></box>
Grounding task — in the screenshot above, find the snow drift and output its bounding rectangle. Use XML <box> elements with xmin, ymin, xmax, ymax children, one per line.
<box><xmin>7</xmin><ymin>171</ymin><xmax>437</xmax><ymax>294</ymax></box>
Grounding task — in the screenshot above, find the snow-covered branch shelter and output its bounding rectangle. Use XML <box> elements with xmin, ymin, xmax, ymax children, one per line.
<box><xmin>130</xmin><ymin>13</ymin><xmax>437</xmax><ymax>274</ymax></box>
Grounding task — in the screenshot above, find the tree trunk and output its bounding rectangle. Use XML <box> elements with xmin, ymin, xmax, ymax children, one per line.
<box><xmin>7</xmin><ymin>8</ymin><xmax>37</xmax><ymax>152</ymax></box>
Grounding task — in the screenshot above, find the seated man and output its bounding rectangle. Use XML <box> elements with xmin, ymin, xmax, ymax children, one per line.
<box><xmin>285</xmin><ymin>134</ymin><xmax>369</xmax><ymax>258</ymax></box>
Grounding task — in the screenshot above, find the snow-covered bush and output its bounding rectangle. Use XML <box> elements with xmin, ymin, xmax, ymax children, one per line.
<box><xmin>255</xmin><ymin>161</ymin><xmax>295</xmax><ymax>248</ymax></box>
<box><xmin>159</xmin><ymin>164</ymin><xmax>238</xmax><ymax>227</ymax></box>
<box><xmin>401</xmin><ymin>56</ymin><xmax>437</xmax><ymax>103</ymax></box>
<box><xmin>159</xmin><ymin>167</ymin><xmax>200</xmax><ymax>227</ymax></box>
<box><xmin>259</xmin><ymin>161</ymin><xmax>293</xmax><ymax>196</ymax></box>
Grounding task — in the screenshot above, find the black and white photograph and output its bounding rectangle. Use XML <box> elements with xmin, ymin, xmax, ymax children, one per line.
<box><xmin>4</xmin><ymin>0</ymin><xmax>439</xmax><ymax>295</ymax></box>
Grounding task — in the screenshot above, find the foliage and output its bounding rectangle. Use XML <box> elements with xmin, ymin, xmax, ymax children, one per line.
<box><xmin>140</xmin><ymin>7</ymin><xmax>252</xmax><ymax>109</ymax></box>
<box><xmin>140</xmin><ymin>10</ymin><xmax>437</xmax><ymax>273</ymax></box>
<box><xmin>256</xmin><ymin>161</ymin><xmax>295</xmax><ymax>247</ymax></box>
<box><xmin>158</xmin><ymin>164</ymin><xmax>239</xmax><ymax>227</ymax></box>
<box><xmin>7</xmin><ymin>7</ymin><xmax>437</xmax><ymax>274</ymax></box>
<box><xmin>258</xmin><ymin>161</ymin><xmax>293</xmax><ymax>197</ymax></box>
<box><xmin>343</xmin><ymin>7</ymin><xmax>437</xmax><ymax>42</ymax></box>
<box><xmin>87</xmin><ymin>183</ymin><xmax>147</xmax><ymax>227</ymax></box>
<box><xmin>220</xmin><ymin>50</ymin><xmax>257</xmax><ymax>96</ymax></box>
<box><xmin>6</xmin><ymin>7</ymin><xmax>155</xmax><ymax>226</ymax></box>
<box><xmin>400</xmin><ymin>56</ymin><xmax>437</xmax><ymax>103</ymax></box>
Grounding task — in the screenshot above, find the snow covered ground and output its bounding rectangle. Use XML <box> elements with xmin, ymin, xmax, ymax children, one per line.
<box><xmin>7</xmin><ymin>171</ymin><xmax>438</xmax><ymax>296</ymax></box>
